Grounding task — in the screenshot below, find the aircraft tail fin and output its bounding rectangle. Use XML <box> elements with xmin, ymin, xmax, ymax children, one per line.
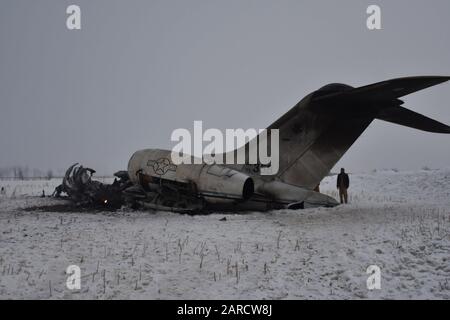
<box><xmin>268</xmin><ymin>76</ymin><xmax>450</xmax><ymax>189</ymax></box>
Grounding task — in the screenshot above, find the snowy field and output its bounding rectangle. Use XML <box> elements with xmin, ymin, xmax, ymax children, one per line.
<box><xmin>0</xmin><ymin>169</ymin><xmax>449</xmax><ymax>300</ymax></box>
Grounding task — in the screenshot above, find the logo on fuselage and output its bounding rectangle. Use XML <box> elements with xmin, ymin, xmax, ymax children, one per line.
<box><xmin>147</xmin><ymin>158</ymin><xmax>177</xmax><ymax>175</ymax></box>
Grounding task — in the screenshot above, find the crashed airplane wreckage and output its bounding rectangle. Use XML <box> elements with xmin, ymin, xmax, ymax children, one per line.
<box><xmin>55</xmin><ymin>76</ymin><xmax>450</xmax><ymax>213</ymax></box>
<box><xmin>54</xmin><ymin>163</ymin><xmax>131</xmax><ymax>209</ymax></box>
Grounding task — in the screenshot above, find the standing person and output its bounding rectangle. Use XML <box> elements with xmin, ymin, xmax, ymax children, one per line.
<box><xmin>336</xmin><ymin>168</ymin><xmax>350</xmax><ymax>204</ymax></box>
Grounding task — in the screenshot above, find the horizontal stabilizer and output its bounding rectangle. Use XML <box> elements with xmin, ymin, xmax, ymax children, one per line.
<box><xmin>313</xmin><ymin>76</ymin><xmax>450</xmax><ymax>103</ymax></box>
<box><xmin>377</xmin><ymin>106</ymin><xmax>450</xmax><ymax>133</ymax></box>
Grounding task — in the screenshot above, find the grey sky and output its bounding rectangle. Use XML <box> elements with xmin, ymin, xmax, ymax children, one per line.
<box><xmin>1</xmin><ymin>0</ymin><xmax>449</xmax><ymax>175</ymax></box>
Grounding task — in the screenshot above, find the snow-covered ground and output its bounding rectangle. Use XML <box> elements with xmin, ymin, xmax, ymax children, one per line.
<box><xmin>0</xmin><ymin>169</ymin><xmax>449</xmax><ymax>299</ymax></box>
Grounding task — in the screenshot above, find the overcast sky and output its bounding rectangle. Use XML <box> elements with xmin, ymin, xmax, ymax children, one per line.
<box><xmin>1</xmin><ymin>0</ymin><xmax>449</xmax><ymax>175</ymax></box>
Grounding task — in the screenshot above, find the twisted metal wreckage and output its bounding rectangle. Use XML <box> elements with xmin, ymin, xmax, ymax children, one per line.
<box><xmin>56</xmin><ymin>161</ymin><xmax>217</xmax><ymax>212</ymax></box>
<box><xmin>53</xmin><ymin>163</ymin><xmax>131</xmax><ymax>209</ymax></box>
<box><xmin>54</xmin><ymin>76</ymin><xmax>450</xmax><ymax>213</ymax></box>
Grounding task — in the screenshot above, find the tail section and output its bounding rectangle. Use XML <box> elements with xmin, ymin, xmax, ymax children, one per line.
<box><xmin>269</xmin><ymin>76</ymin><xmax>450</xmax><ymax>189</ymax></box>
<box><xmin>377</xmin><ymin>105</ymin><xmax>450</xmax><ymax>133</ymax></box>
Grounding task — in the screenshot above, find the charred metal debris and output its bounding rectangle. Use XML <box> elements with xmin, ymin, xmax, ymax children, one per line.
<box><xmin>52</xmin><ymin>163</ymin><xmax>131</xmax><ymax>210</ymax></box>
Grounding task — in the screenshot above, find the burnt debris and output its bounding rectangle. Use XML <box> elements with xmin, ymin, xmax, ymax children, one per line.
<box><xmin>53</xmin><ymin>163</ymin><xmax>131</xmax><ymax>210</ymax></box>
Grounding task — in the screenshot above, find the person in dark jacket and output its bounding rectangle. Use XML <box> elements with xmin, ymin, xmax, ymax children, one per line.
<box><xmin>336</xmin><ymin>168</ymin><xmax>350</xmax><ymax>204</ymax></box>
